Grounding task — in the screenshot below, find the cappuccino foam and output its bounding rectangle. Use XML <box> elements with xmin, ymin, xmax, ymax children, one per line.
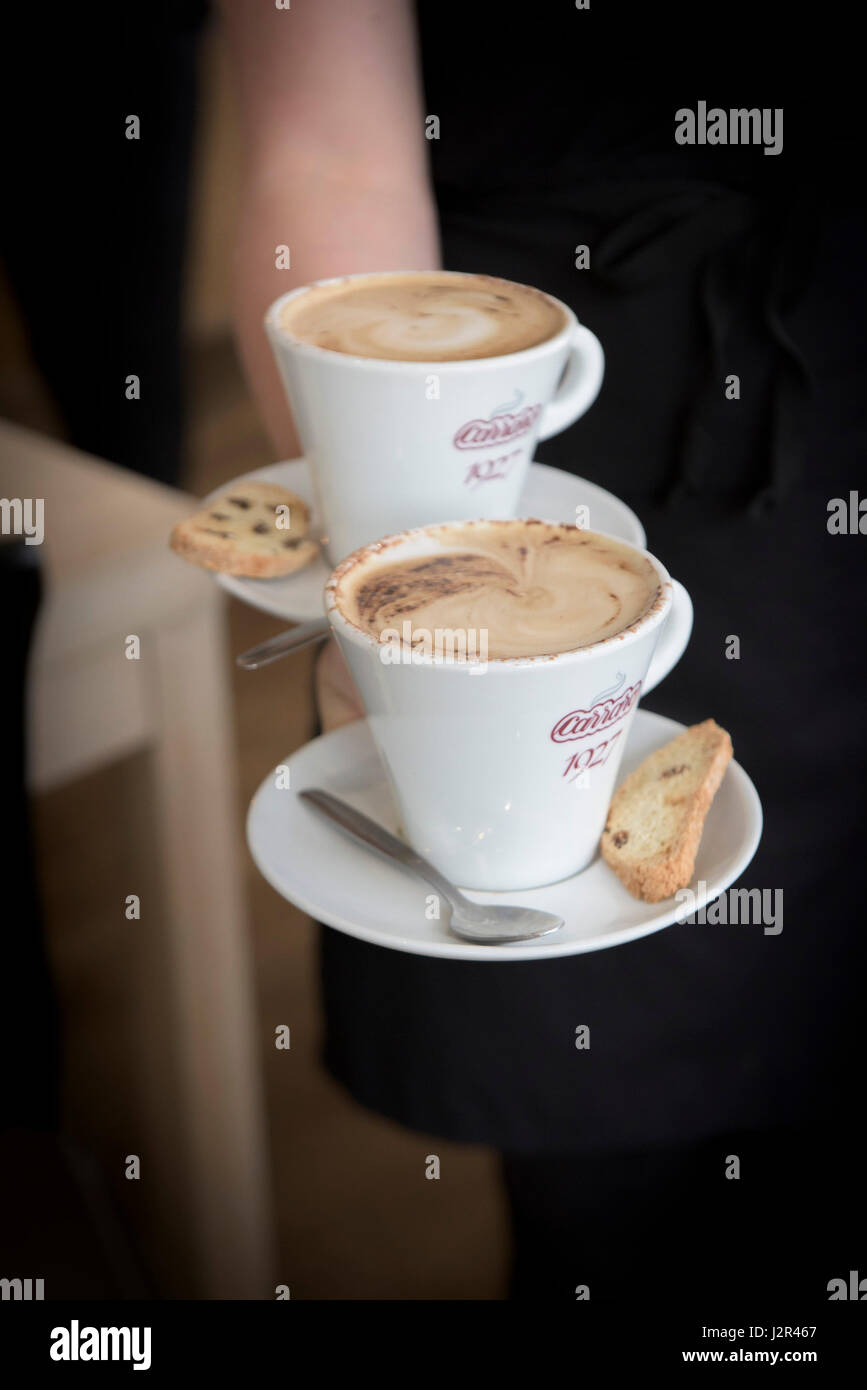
<box><xmin>337</xmin><ymin>521</ymin><xmax>660</xmax><ymax>659</ymax></box>
<box><xmin>279</xmin><ymin>272</ymin><xmax>565</xmax><ymax>362</ymax></box>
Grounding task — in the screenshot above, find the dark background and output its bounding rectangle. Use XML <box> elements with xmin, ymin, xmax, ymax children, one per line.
<box><xmin>1</xmin><ymin>0</ymin><xmax>864</xmax><ymax>1314</ymax></box>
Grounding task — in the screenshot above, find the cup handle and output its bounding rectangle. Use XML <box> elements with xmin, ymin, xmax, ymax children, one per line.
<box><xmin>536</xmin><ymin>323</ymin><xmax>605</xmax><ymax>440</ymax></box>
<box><xmin>643</xmin><ymin>579</ymin><xmax>693</xmax><ymax>696</ymax></box>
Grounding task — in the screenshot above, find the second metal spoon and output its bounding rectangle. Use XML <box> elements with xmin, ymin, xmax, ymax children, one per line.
<box><xmin>236</xmin><ymin>617</ymin><xmax>330</xmax><ymax>670</ymax></box>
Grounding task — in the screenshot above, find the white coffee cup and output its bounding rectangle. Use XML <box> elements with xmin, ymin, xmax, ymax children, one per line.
<box><xmin>325</xmin><ymin>521</ymin><xmax>693</xmax><ymax>891</ymax></box>
<box><xmin>265</xmin><ymin>272</ymin><xmax>605</xmax><ymax>562</ymax></box>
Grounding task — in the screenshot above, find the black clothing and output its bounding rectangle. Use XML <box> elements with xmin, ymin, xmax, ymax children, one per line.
<box><xmin>321</xmin><ymin>19</ymin><xmax>867</xmax><ymax>1162</ymax></box>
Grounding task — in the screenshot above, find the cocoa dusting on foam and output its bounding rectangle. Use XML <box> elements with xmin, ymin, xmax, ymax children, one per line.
<box><xmin>340</xmin><ymin>522</ymin><xmax>660</xmax><ymax>659</ymax></box>
<box><xmin>353</xmin><ymin>553</ymin><xmax>512</xmax><ymax>627</ymax></box>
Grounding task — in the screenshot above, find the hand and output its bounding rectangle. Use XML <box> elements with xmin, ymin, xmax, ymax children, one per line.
<box><xmin>315</xmin><ymin>637</ymin><xmax>364</xmax><ymax>733</ymax></box>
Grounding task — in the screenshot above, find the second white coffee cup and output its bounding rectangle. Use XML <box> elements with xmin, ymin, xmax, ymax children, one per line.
<box><xmin>266</xmin><ymin>271</ymin><xmax>605</xmax><ymax>562</ymax></box>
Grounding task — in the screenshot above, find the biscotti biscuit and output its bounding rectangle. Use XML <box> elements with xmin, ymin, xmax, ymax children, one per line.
<box><xmin>170</xmin><ymin>482</ymin><xmax>318</xmax><ymax>577</ymax></box>
<box><xmin>600</xmin><ymin>719</ymin><xmax>733</xmax><ymax>902</ymax></box>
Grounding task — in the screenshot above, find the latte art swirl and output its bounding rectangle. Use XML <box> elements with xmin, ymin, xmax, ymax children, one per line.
<box><xmin>340</xmin><ymin>522</ymin><xmax>660</xmax><ymax>659</ymax></box>
<box><xmin>280</xmin><ymin>272</ymin><xmax>565</xmax><ymax>362</ymax></box>
<box><xmin>341</xmin><ymin>303</ymin><xmax>513</xmax><ymax>360</ymax></box>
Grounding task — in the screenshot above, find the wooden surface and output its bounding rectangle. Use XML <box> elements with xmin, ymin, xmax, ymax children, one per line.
<box><xmin>3</xmin><ymin>334</ymin><xmax>508</xmax><ymax>1299</ymax></box>
<box><xmin>2</xmin><ymin>420</ymin><xmax>276</xmax><ymax>1297</ymax></box>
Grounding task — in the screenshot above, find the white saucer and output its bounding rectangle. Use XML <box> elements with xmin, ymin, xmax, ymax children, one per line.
<box><xmin>211</xmin><ymin>458</ymin><xmax>646</xmax><ymax>622</ymax></box>
<box><xmin>247</xmin><ymin>711</ymin><xmax>763</xmax><ymax>961</ymax></box>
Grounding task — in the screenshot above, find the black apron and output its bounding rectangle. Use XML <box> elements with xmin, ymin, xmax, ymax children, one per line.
<box><xmin>320</xmin><ymin>10</ymin><xmax>866</xmax><ymax>1154</ymax></box>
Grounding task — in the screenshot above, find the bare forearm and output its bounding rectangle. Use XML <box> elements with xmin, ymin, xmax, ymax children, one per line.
<box><xmin>222</xmin><ymin>0</ymin><xmax>440</xmax><ymax>457</ymax></box>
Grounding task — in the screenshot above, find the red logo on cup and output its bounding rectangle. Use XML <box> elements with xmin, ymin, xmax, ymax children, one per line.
<box><xmin>551</xmin><ymin>677</ymin><xmax>641</xmax><ymax>744</ymax></box>
<box><xmin>453</xmin><ymin>397</ymin><xmax>542</xmax><ymax>450</ymax></box>
<box><xmin>463</xmin><ymin>448</ymin><xmax>522</xmax><ymax>489</ymax></box>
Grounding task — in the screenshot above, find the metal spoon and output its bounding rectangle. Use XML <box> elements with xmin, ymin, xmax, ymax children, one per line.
<box><xmin>237</xmin><ymin>617</ymin><xmax>330</xmax><ymax>670</ymax></box>
<box><xmin>300</xmin><ymin>788</ymin><xmax>564</xmax><ymax>945</ymax></box>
